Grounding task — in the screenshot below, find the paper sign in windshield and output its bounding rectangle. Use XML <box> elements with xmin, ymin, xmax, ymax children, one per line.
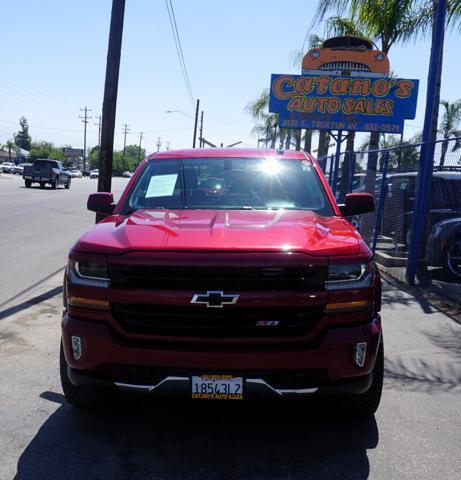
<box><xmin>146</xmin><ymin>174</ymin><xmax>178</xmax><ymax>198</ymax></box>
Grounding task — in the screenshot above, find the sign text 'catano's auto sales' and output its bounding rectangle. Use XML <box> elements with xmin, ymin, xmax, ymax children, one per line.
<box><xmin>269</xmin><ymin>74</ymin><xmax>419</xmax><ymax>134</ymax></box>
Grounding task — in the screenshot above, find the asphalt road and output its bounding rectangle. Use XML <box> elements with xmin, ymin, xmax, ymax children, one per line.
<box><xmin>0</xmin><ymin>172</ymin><xmax>460</xmax><ymax>479</ymax></box>
<box><xmin>0</xmin><ymin>173</ymin><xmax>129</xmax><ymax>312</ymax></box>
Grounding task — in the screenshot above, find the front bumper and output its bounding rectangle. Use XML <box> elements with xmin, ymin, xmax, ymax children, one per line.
<box><xmin>62</xmin><ymin>312</ymin><xmax>381</xmax><ymax>397</ymax></box>
<box><xmin>67</xmin><ymin>368</ymin><xmax>373</xmax><ymax>399</ymax></box>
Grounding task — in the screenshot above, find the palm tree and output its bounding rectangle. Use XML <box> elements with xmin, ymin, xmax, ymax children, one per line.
<box><xmin>6</xmin><ymin>140</ymin><xmax>16</xmax><ymax>162</ymax></box>
<box><xmin>314</xmin><ymin>0</ymin><xmax>433</xmax><ymax>201</ymax></box>
<box><xmin>438</xmin><ymin>99</ymin><xmax>461</xmax><ymax>167</ymax></box>
<box><xmin>244</xmin><ymin>89</ymin><xmax>282</xmax><ymax>148</ymax></box>
<box><xmin>314</xmin><ymin>1</ymin><xmax>461</xmax><ymax>183</ymax></box>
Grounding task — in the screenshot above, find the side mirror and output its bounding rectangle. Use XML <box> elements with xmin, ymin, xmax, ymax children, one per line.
<box><xmin>87</xmin><ymin>192</ymin><xmax>115</xmax><ymax>215</ymax></box>
<box><xmin>339</xmin><ymin>193</ymin><xmax>375</xmax><ymax>216</ymax></box>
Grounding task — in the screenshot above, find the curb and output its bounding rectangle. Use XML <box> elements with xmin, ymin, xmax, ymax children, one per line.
<box><xmin>378</xmin><ymin>267</ymin><xmax>461</xmax><ymax>322</ymax></box>
<box><xmin>0</xmin><ymin>270</ymin><xmax>64</xmax><ymax>326</ymax></box>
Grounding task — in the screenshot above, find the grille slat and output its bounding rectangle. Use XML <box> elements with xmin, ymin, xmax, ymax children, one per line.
<box><xmin>109</xmin><ymin>265</ymin><xmax>327</xmax><ymax>291</ymax></box>
<box><xmin>319</xmin><ymin>61</ymin><xmax>370</xmax><ymax>72</ymax></box>
<box><xmin>112</xmin><ymin>303</ymin><xmax>323</xmax><ymax>338</ymax></box>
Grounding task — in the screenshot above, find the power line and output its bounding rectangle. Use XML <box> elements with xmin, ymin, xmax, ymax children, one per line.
<box><xmin>79</xmin><ymin>106</ymin><xmax>92</xmax><ymax>172</ymax></box>
<box><xmin>137</xmin><ymin>132</ymin><xmax>144</xmax><ymax>163</ymax></box>
<box><xmin>165</xmin><ymin>0</ymin><xmax>194</xmax><ymax>109</ymax></box>
<box><xmin>0</xmin><ymin>69</ymin><xmax>80</xmax><ymax>108</ymax></box>
<box><xmin>94</xmin><ymin>115</ymin><xmax>102</xmax><ymax>148</ymax></box>
<box><xmin>122</xmin><ymin>123</ymin><xmax>130</xmax><ymax>161</ymax></box>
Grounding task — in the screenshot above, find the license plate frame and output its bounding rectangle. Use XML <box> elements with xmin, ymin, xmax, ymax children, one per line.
<box><xmin>191</xmin><ymin>374</ymin><xmax>243</xmax><ymax>400</ymax></box>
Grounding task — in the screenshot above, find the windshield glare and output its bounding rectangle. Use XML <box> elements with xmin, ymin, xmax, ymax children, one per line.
<box><xmin>121</xmin><ymin>157</ymin><xmax>333</xmax><ymax>216</ymax></box>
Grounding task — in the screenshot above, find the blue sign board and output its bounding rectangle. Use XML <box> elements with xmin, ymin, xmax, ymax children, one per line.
<box><xmin>269</xmin><ymin>74</ymin><xmax>419</xmax><ymax>133</ymax></box>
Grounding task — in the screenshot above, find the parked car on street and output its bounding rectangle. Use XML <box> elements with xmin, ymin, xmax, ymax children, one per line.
<box><xmin>61</xmin><ymin>148</ymin><xmax>383</xmax><ymax>415</ymax></box>
<box><xmin>2</xmin><ymin>162</ymin><xmax>14</xmax><ymax>173</ymax></box>
<box><xmin>23</xmin><ymin>159</ymin><xmax>72</xmax><ymax>189</ymax></box>
<box><xmin>11</xmin><ymin>163</ymin><xmax>30</xmax><ymax>175</ymax></box>
<box><xmin>69</xmin><ymin>169</ymin><xmax>83</xmax><ymax>178</ymax></box>
<box><xmin>89</xmin><ymin>169</ymin><xmax>99</xmax><ymax>179</ymax></box>
<box><xmin>380</xmin><ymin>171</ymin><xmax>461</xmax><ymax>277</ymax></box>
<box><xmin>122</xmin><ymin>171</ymin><xmax>132</xmax><ymax>178</ymax></box>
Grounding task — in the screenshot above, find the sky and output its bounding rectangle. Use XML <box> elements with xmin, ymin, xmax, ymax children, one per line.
<box><xmin>0</xmin><ymin>0</ymin><xmax>460</xmax><ymax>156</ymax></box>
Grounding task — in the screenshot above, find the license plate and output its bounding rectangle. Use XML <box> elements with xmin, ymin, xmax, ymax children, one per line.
<box><xmin>191</xmin><ymin>375</ymin><xmax>243</xmax><ymax>400</ymax></box>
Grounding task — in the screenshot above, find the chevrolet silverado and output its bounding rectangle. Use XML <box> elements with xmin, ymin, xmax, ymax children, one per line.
<box><xmin>61</xmin><ymin>148</ymin><xmax>383</xmax><ymax>415</ymax></box>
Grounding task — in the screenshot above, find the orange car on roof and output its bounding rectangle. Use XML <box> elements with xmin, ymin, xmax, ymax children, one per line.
<box><xmin>302</xmin><ymin>35</ymin><xmax>389</xmax><ymax>77</ymax></box>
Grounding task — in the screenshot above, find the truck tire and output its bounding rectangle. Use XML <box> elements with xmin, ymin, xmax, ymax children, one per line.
<box><xmin>25</xmin><ymin>180</ymin><xmax>31</xmax><ymax>188</ymax></box>
<box><xmin>65</xmin><ymin>177</ymin><xmax>71</xmax><ymax>189</ymax></box>
<box><xmin>52</xmin><ymin>177</ymin><xmax>59</xmax><ymax>189</ymax></box>
<box><xmin>60</xmin><ymin>343</ymin><xmax>108</xmax><ymax>408</ymax></box>
<box><xmin>444</xmin><ymin>236</ymin><xmax>461</xmax><ymax>279</ymax></box>
<box><xmin>341</xmin><ymin>341</ymin><xmax>384</xmax><ymax>417</ymax></box>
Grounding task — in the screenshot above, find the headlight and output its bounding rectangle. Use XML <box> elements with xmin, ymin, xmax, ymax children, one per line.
<box><xmin>310</xmin><ymin>49</ymin><xmax>321</xmax><ymax>58</ymax></box>
<box><xmin>68</xmin><ymin>258</ymin><xmax>109</xmax><ymax>287</ymax></box>
<box><xmin>326</xmin><ymin>263</ymin><xmax>372</xmax><ymax>290</ymax></box>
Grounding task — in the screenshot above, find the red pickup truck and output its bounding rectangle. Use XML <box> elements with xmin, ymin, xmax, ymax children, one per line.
<box><xmin>61</xmin><ymin>148</ymin><xmax>383</xmax><ymax>415</ymax></box>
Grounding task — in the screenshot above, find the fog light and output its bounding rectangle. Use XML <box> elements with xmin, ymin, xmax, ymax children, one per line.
<box><xmin>71</xmin><ymin>336</ymin><xmax>83</xmax><ymax>360</ymax></box>
<box><xmin>354</xmin><ymin>342</ymin><xmax>367</xmax><ymax>367</ymax></box>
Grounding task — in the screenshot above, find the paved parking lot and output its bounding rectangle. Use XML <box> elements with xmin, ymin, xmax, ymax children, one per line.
<box><xmin>0</xmin><ymin>172</ymin><xmax>460</xmax><ymax>479</ymax></box>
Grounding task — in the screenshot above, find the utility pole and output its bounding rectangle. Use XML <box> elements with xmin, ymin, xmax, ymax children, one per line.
<box><xmin>79</xmin><ymin>106</ymin><xmax>92</xmax><ymax>173</ymax></box>
<box><xmin>166</xmin><ymin>141</ymin><xmax>170</xmax><ymax>150</ymax></box>
<box><xmin>199</xmin><ymin>110</ymin><xmax>204</xmax><ymax>147</ymax></box>
<box><xmin>122</xmin><ymin>123</ymin><xmax>130</xmax><ymax>162</ymax></box>
<box><xmin>192</xmin><ymin>99</ymin><xmax>199</xmax><ymax>148</ymax></box>
<box><xmin>137</xmin><ymin>132</ymin><xmax>144</xmax><ymax>163</ymax></box>
<box><xmin>95</xmin><ymin>115</ymin><xmax>102</xmax><ymax>148</ymax></box>
<box><xmin>156</xmin><ymin>137</ymin><xmax>162</xmax><ymax>151</ymax></box>
<box><xmin>97</xmin><ymin>0</ymin><xmax>126</xmax><ymax>204</ymax></box>
<box><xmin>94</xmin><ymin>114</ymin><xmax>102</xmax><ymax>167</ymax></box>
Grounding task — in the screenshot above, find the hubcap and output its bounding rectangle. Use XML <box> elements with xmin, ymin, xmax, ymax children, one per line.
<box><xmin>447</xmin><ymin>240</ymin><xmax>461</xmax><ymax>278</ymax></box>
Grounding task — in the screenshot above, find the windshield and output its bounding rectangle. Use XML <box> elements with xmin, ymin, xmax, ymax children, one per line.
<box><xmin>33</xmin><ymin>160</ymin><xmax>58</xmax><ymax>169</ymax></box>
<box><xmin>120</xmin><ymin>157</ymin><xmax>334</xmax><ymax>216</ymax></box>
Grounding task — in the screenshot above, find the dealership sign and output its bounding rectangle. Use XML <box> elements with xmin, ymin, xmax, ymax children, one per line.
<box><xmin>63</xmin><ymin>147</ymin><xmax>84</xmax><ymax>156</ymax></box>
<box><xmin>269</xmin><ymin>74</ymin><xmax>419</xmax><ymax>133</ymax></box>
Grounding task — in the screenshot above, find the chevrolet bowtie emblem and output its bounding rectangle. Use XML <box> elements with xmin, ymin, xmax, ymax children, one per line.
<box><xmin>190</xmin><ymin>291</ymin><xmax>240</xmax><ymax>308</ymax></box>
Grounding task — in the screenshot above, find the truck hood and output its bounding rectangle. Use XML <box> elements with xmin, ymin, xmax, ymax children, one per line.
<box><xmin>73</xmin><ymin>209</ymin><xmax>368</xmax><ymax>256</ymax></box>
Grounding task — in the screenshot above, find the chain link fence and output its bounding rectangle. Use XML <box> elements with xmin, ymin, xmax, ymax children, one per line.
<box><xmin>318</xmin><ymin>136</ymin><xmax>461</xmax><ymax>302</ymax></box>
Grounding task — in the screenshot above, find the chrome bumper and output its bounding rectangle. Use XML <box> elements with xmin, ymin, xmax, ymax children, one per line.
<box><xmin>68</xmin><ymin>369</ymin><xmax>373</xmax><ymax>398</ymax></box>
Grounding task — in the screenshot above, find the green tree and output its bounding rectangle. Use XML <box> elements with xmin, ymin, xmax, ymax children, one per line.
<box><xmin>5</xmin><ymin>140</ymin><xmax>16</xmax><ymax>161</ymax></box>
<box><xmin>28</xmin><ymin>141</ymin><xmax>65</xmax><ymax>162</ymax></box>
<box><xmin>244</xmin><ymin>88</ymin><xmax>285</xmax><ymax>149</ymax></box>
<box><xmin>88</xmin><ymin>146</ymin><xmax>100</xmax><ymax>169</ymax></box>
<box><xmin>111</xmin><ymin>145</ymin><xmax>146</xmax><ymax>174</ymax></box>
<box><xmin>438</xmin><ymin>99</ymin><xmax>461</xmax><ymax>166</ymax></box>
<box><xmin>314</xmin><ymin>0</ymin><xmax>461</xmax><ymax>191</ymax></box>
<box><xmin>314</xmin><ymin>0</ymin><xmax>430</xmax><ymax>199</ymax></box>
<box><xmin>13</xmin><ymin>116</ymin><xmax>32</xmax><ymax>151</ymax></box>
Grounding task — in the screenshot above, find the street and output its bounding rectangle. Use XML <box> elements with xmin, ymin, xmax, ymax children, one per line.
<box><xmin>0</xmin><ymin>172</ymin><xmax>460</xmax><ymax>479</ymax></box>
<box><xmin>0</xmin><ymin>174</ymin><xmax>129</xmax><ymax>313</ymax></box>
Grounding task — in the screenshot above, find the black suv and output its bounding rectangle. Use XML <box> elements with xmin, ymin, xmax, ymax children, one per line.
<box><xmin>380</xmin><ymin>171</ymin><xmax>461</xmax><ymax>278</ymax></box>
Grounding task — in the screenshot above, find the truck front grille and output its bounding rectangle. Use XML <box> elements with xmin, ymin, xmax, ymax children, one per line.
<box><xmin>111</xmin><ymin>304</ymin><xmax>323</xmax><ymax>338</ymax></box>
<box><xmin>109</xmin><ymin>265</ymin><xmax>327</xmax><ymax>291</ymax></box>
<box><xmin>319</xmin><ymin>61</ymin><xmax>371</xmax><ymax>72</ymax></box>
